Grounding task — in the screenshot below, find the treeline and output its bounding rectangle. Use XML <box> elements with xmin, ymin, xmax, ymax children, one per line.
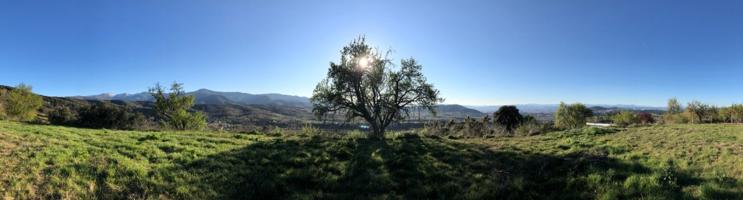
<box><xmin>47</xmin><ymin>102</ymin><xmax>152</xmax><ymax>130</ymax></box>
<box><xmin>0</xmin><ymin>82</ymin><xmax>206</xmax><ymax>131</ymax></box>
<box><xmin>425</xmin><ymin>105</ymin><xmax>555</xmax><ymax>137</ymax></box>
<box><xmin>425</xmin><ymin>102</ymin><xmax>610</xmax><ymax>138</ymax></box>
<box><xmin>663</xmin><ymin>98</ymin><xmax>743</xmax><ymax>124</ymax></box>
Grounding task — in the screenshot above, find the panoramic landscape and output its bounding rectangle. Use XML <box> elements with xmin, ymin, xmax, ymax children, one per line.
<box><xmin>2</xmin><ymin>1</ymin><xmax>743</xmax><ymax>199</ymax></box>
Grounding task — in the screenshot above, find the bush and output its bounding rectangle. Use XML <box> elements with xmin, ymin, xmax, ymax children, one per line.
<box><xmin>515</xmin><ymin>120</ymin><xmax>546</xmax><ymax>136</ymax></box>
<box><xmin>461</xmin><ymin>116</ymin><xmax>487</xmax><ymax>137</ymax></box>
<box><xmin>663</xmin><ymin>113</ymin><xmax>689</xmax><ymax>124</ymax></box>
<box><xmin>637</xmin><ymin>113</ymin><xmax>655</xmax><ymax>124</ymax></box>
<box><xmin>555</xmin><ymin>102</ymin><xmax>593</xmax><ymax>129</ymax></box>
<box><xmin>3</xmin><ymin>84</ymin><xmax>43</xmax><ymax>121</ymax></box>
<box><xmin>77</xmin><ymin>103</ymin><xmax>148</xmax><ymax>130</ymax></box>
<box><xmin>48</xmin><ymin>106</ymin><xmax>78</xmax><ymax>125</ymax></box>
<box><xmin>612</xmin><ymin>111</ymin><xmax>639</xmax><ymax>126</ymax></box>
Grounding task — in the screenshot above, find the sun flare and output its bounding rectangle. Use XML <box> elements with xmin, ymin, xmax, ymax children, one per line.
<box><xmin>358</xmin><ymin>56</ymin><xmax>370</xmax><ymax>69</ymax></box>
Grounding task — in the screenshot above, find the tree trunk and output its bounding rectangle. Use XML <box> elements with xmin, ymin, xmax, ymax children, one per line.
<box><xmin>369</xmin><ymin>121</ymin><xmax>385</xmax><ymax>139</ymax></box>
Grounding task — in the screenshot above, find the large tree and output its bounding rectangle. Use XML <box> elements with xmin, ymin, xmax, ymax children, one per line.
<box><xmin>311</xmin><ymin>37</ymin><xmax>443</xmax><ymax>137</ymax></box>
<box><xmin>149</xmin><ymin>82</ymin><xmax>206</xmax><ymax>130</ymax></box>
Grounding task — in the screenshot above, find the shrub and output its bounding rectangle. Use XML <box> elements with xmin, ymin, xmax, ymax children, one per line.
<box><xmin>301</xmin><ymin>123</ymin><xmax>321</xmax><ymax>135</ymax></box>
<box><xmin>77</xmin><ymin>103</ymin><xmax>147</xmax><ymax>130</ymax></box>
<box><xmin>637</xmin><ymin>112</ymin><xmax>655</xmax><ymax>124</ymax></box>
<box><xmin>461</xmin><ymin>116</ymin><xmax>486</xmax><ymax>137</ymax></box>
<box><xmin>555</xmin><ymin>102</ymin><xmax>593</xmax><ymax>129</ymax></box>
<box><xmin>663</xmin><ymin>113</ymin><xmax>689</xmax><ymax>124</ymax></box>
<box><xmin>3</xmin><ymin>84</ymin><xmax>43</xmax><ymax>121</ymax></box>
<box><xmin>47</xmin><ymin>106</ymin><xmax>78</xmax><ymax>125</ymax></box>
<box><xmin>612</xmin><ymin>111</ymin><xmax>639</xmax><ymax>126</ymax></box>
<box><xmin>515</xmin><ymin>120</ymin><xmax>545</xmax><ymax>136</ymax></box>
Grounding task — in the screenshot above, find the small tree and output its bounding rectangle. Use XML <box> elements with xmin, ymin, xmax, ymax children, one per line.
<box><xmin>667</xmin><ymin>98</ymin><xmax>681</xmax><ymax>114</ymax></box>
<box><xmin>612</xmin><ymin>111</ymin><xmax>638</xmax><ymax>126</ymax></box>
<box><xmin>493</xmin><ymin>105</ymin><xmax>523</xmax><ymax>132</ymax></box>
<box><xmin>311</xmin><ymin>37</ymin><xmax>443</xmax><ymax>138</ymax></box>
<box><xmin>3</xmin><ymin>84</ymin><xmax>43</xmax><ymax>121</ymax></box>
<box><xmin>149</xmin><ymin>82</ymin><xmax>206</xmax><ymax>130</ymax></box>
<box><xmin>555</xmin><ymin>102</ymin><xmax>593</xmax><ymax>129</ymax></box>
<box><xmin>728</xmin><ymin>104</ymin><xmax>743</xmax><ymax>123</ymax></box>
<box><xmin>685</xmin><ymin>101</ymin><xmax>709</xmax><ymax>124</ymax></box>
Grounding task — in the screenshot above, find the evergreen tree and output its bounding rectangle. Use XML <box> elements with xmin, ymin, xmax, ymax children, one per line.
<box><xmin>149</xmin><ymin>82</ymin><xmax>206</xmax><ymax>130</ymax></box>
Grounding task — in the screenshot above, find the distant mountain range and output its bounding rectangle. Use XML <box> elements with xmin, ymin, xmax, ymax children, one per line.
<box><xmin>71</xmin><ymin>89</ymin><xmax>312</xmax><ymax>107</ymax></box>
<box><xmin>67</xmin><ymin>88</ymin><xmax>666</xmax><ymax>120</ymax></box>
<box><xmin>69</xmin><ymin>89</ymin><xmax>485</xmax><ymax>120</ymax></box>
<box><xmin>466</xmin><ymin>104</ymin><xmax>666</xmax><ymax>114</ymax></box>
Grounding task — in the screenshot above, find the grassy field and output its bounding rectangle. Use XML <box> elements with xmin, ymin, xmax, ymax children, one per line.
<box><xmin>1</xmin><ymin>120</ymin><xmax>742</xmax><ymax>199</ymax></box>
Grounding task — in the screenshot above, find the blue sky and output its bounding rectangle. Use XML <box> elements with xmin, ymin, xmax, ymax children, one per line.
<box><xmin>1</xmin><ymin>0</ymin><xmax>742</xmax><ymax>106</ymax></box>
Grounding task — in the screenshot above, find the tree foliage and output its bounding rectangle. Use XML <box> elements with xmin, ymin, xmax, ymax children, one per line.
<box><xmin>311</xmin><ymin>37</ymin><xmax>442</xmax><ymax>137</ymax></box>
<box><xmin>149</xmin><ymin>82</ymin><xmax>206</xmax><ymax>130</ymax></box>
<box><xmin>667</xmin><ymin>98</ymin><xmax>681</xmax><ymax>114</ymax></box>
<box><xmin>555</xmin><ymin>102</ymin><xmax>593</xmax><ymax>129</ymax></box>
<box><xmin>77</xmin><ymin>103</ymin><xmax>147</xmax><ymax>130</ymax></box>
<box><xmin>493</xmin><ymin>105</ymin><xmax>523</xmax><ymax>132</ymax></box>
<box><xmin>3</xmin><ymin>84</ymin><xmax>43</xmax><ymax>121</ymax></box>
<box><xmin>612</xmin><ymin>111</ymin><xmax>638</xmax><ymax>126</ymax></box>
<box><xmin>48</xmin><ymin>106</ymin><xmax>78</xmax><ymax>125</ymax></box>
<box><xmin>719</xmin><ymin>104</ymin><xmax>743</xmax><ymax>123</ymax></box>
<box><xmin>685</xmin><ymin>101</ymin><xmax>717</xmax><ymax>124</ymax></box>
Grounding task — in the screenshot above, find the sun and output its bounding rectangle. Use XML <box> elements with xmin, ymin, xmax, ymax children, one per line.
<box><xmin>358</xmin><ymin>56</ymin><xmax>370</xmax><ymax>69</ymax></box>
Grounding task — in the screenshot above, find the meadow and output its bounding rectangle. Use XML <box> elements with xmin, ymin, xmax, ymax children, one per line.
<box><xmin>1</xmin><ymin>120</ymin><xmax>742</xmax><ymax>199</ymax></box>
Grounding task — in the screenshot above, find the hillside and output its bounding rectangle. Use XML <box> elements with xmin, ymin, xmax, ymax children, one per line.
<box><xmin>62</xmin><ymin>87</ymin><xmax>484</xmax><ymax>122</ymax></box>
<box><xmin>71</xmin><ymin>89</ymin><xmax>312</xmax><ymax>107</ymax></box>
<box><xmin>467</xmin><ymin>104</ymin><xmax>665</xmax><ymax>114</ymax></box>
<box><xmin>1</xmin><ymin>121</ymin><xmax>741</xmax><ymax>199</ymax></box>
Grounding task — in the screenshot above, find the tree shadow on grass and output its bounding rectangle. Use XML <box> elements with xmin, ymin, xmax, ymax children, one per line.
<box><xmin>156</xmin><ymin>135</ymin><xmax>719</xmax><ymax>199</ymax></box>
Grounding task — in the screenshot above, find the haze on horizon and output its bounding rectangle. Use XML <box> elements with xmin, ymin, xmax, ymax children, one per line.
<box><xmin>1</xmin><ymin>0</ymin><xmax>742</xmax><ymax>107</ymax></box>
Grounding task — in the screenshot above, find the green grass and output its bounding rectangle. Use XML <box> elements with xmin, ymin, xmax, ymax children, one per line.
<box><xmin>1</xmin><ymin>121</ymin><xmax>742</xmax><ymax>199</ymax></box>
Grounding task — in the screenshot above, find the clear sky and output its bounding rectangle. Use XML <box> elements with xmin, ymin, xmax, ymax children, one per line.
<box><xmin>1</xmin><ymin>0</ymin><xmax>742</xmax><ymax>106</ymax></box>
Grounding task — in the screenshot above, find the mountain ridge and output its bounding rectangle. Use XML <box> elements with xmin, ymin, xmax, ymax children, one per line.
<box><xmin>71</xmin><ymin>89</ymin><xmax>312</xmax><ymax>107</ymax></box>
<box><xmin>466</xmin><ymin>104</ymin><xmax>666</xmax><ymax>113</ymax></box>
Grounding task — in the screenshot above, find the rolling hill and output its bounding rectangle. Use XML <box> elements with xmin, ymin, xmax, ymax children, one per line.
<box><xmin>71</xmin><ymin>89</ymin><xmax>312</xmax><ymax>107</ymax></box>
<box><xmin>68</xmin><ymin>88</ymin><xmax>485</xmax><ymax>121</ymax></box>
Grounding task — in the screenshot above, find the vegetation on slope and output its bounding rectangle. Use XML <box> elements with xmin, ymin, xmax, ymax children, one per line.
<box><xmin>1</xmin><ymin>121</ymin><xmax>742</xmax><ymax>199</ymax></box>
